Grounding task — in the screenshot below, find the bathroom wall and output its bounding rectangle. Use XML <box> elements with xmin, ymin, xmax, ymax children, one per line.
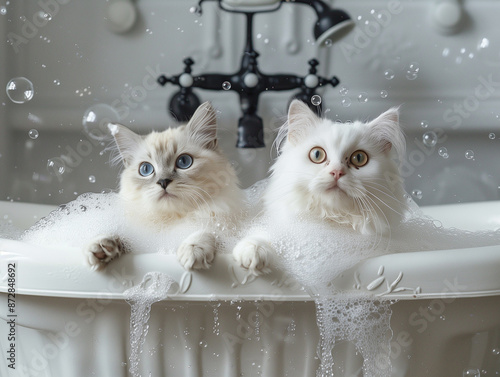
<box><xmin>1</xmin><ymin>0</ymin><xmax>500</xmax><ymax>205</ymax></box>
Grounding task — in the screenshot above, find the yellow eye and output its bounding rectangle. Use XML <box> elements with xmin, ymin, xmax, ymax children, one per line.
<box><xmin>350</xmin><ymin>150</ymin><xmax>369</xmax><ymax>167</ymax></box>
<box><xmin>309</xmin><ymin>147</ymin><xmax>327</xmax><ymax>164</ymax></box>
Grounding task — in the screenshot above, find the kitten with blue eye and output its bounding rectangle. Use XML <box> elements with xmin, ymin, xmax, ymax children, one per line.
<box><xmin>85</xmin><ymin>101</ymin><xmax>243</xmax><ymax>271</ymax></box>
<box><xmin>233</xmin><ymin>99</ymin><xmax>408</xmax><ymax>275</ymax></box>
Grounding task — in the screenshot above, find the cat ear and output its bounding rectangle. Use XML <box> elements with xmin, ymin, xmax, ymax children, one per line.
<box><xmin>108</xmin><ymin>123</ymin><xmax>143</xmax><ymax>166</ymax></box>
<box><xmin>287</xmin><ymin>99</ymin><xmax>319</xmax><ymax>146</ymax></box>
<box><xmin>368</xmin><ymin>107</ymin><xmax>405</xmax><ymax>159</ymax></box>
<box><xmin>186</xmin><ymin>101</ymin><xmax>218</xmax><ymax>150</ymax></box>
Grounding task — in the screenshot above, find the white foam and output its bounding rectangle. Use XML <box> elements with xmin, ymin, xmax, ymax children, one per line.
<box><xmin>124</xmin><ymin>272</ymin><xmax>177</xmax><ymax>377</ymax></box>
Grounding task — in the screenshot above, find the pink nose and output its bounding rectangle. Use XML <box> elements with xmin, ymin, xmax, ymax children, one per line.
<box><xmin>330</xmin><ymin>170</ymin><xmax>345</xmax><ymax>180</ymax></box>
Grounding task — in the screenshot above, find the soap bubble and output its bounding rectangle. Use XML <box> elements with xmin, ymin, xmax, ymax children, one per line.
<box><xmin>341</xmin><ymin>97</ymin><xmax>351</xmax><ymax>107</ymax></box>
<box><xmin>422</xmin><ymin>131</ymin><xmax>437</xmax><ymax>147</ymax></box>
<box><xmin>438</xmin><ymin>147</ymin><xmax>449</xmax><ymax>159</ymax></box>
<box><xmin>47</xmin><ymin>158</ymin><xmax>65</xmax><ymax>176</ymax></box>
<box><xmin>357</xmin><ymin>92</ymin><xmax>368</xmax><ymax>103</ymax></box>
<box><xmin>88</xmin><ymin>175</ymin><xmax>96</xmax><ymax>183</ymax></box>
<box><xmin>339</xmin><ymin>86</ymin><xmax>349</xmax><ymax>96</ymax></box>
<box><xmin>28</xmin><ymin>129</ymin><xmax>39</xmax><ymax>139</ymax></box>
<box><xmin>411</xmin><ymin>189</ymin><xmax>423</xmax><ymax>200</ymax></box>
<box><xmin>463</xmin><ymin>369</ymin><xmax>480</xmax><ymax>377</ymax></box>
<box><xmin>222</xmin><ymin>81</ymin><xmax>231</xmax><ymax>91</ymax></box>
<box><xmin>420</xmin><ymin>120</ymin><xmax>429</xmax><ymax>129</ymax></box>
<box><xmin>311</xmin><ymin>95</ymin><xmax>322</xmax><ymax>106</ymax></box>
<box><xmin>465</xmin><ymin>150</ymin><xmax>475</xmax><ymax>160</ymax></box>
<box><xmin>406</xmin><ymin>62</ymin><xmax>420</xmax><ymax>80</ymax></box>
<box><xmin>83</xmin><ymin>104</ymin><xmax>120</xmax><ymax>141</ymax></box>
<box><xmin>189</xmin><ymin>5</ymin><xmax>202</xmax><ymax>16</ymax></box>
<box><xmin>489</xmin><ymin>133</ymin><xmax>495</xmax><ymax>140</ymax></box>
<box><xmin>380</xmin><ymin>90</ymin><xmax>388</xmax><ymax>98</ymax></box>
<box><xmin>53</xmin><ymin>79</ymin><xmax>61</xmax><ymax>86</ymax></box>
<box><xmin>324</xmin><ymin>39</ymin><xmax>332</xmax><ymax>47</ymax></box>
<box><xmin>6</xmin><ymin>77</ymin><xmax>34</xmax><ymax>104</ymax></box>
<box><xmin>384</xmin><ymin>69</ymin><xmax>395</xmax><ymax>80</ymax></box>
<box><xmin>1</xmin><ymin>6</ymin><xmax>7</xmax><ymax>15</ymax></box>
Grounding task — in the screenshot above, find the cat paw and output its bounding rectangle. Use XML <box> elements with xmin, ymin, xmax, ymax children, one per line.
<box><xmin>84</xmin><ymin>236</ymin><xmax>126</xmax><ymax>271</ymax></box>
<box><xmin>177</xmin><ymin>232</ymin><xmax>216</xmax><ymax>270</ymax></box>
<box><xmin>233</xmin><ymin>237</ymin><xmax>273</xmax><ymax>276</ymax></box>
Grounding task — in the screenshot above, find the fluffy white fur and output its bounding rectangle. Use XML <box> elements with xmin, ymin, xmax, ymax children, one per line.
<box><xmin>85</xmin><ymin>102</ymin><xmax>243</xmax><ymax>270</ymax></box>
<box><xmin>234</xmin><ymin>99</ymin><xmax>408</xmax><ymax>275</ymax></box>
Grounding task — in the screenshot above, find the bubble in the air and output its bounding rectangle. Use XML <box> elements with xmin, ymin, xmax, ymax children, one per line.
<box><xmin>0</xmin><ymin>6</ymin><xmax>7</xmax><ymax>15</ymax></box>
<box><xmin>88</xmin><ymin>175</ymin><xmax>96</xmax><ymax>183</ymax></box>
<box><xmin>47</xmin><ymin>158</ymin><xmax>65</xmax><ymax>176</ymax></box>
<box><xmin>420</xmin><ymin>120</ymin><xmax>429</xmax><ymax>129</ymax></box>
<box><xmin>222</xmin><ymin>81</ymin><xmax>231</xmax><ymax>90</ymax></box>
<box><xmin>341</xmin><ymin>97</ymin><xmax>351</xmax><ymax>107</ymax></box>
<box><xmin>405</xmin><ymin>62</ymin><xmax>419</xmax><ymax>80</ymax></box>
<box><xmin>412</xmin><ymin>189</ymin><xmax>423</xmax><ymax>200</ymax></box>
<box><xmin>28</xmin><ymin>129</ymin><xmax>39</xmax><ymax>139</ymax></box>
<box><xmin>311</xmin><ymin>95</ymin><xmax>322</xmax><ymax>106</ymax></box>
<box><xmin>324</xmin><ymin>39</ymin><xmax>332</xmax><ymax>47</ymax></box>
<box><xmin>53</xmin><ymin>79</ymin><xmax>61</xmax><ymax>86</ymax></box>
<box><xmin>6</xmin><ymin>77</ymin><xmax>34</xmax><ymax>104</ymax></box>
<box><xmin>478</xmin><ymin>37</ymin><xmax>489</xmax><ymax>50</ymax></box>
<box><xmin>384</xmin><ymin>69</ymin><xmax>395</xmax><ymax>80</ymax></box>
<box><xmin>462</xmin><ymin>369</ymin><xmax>480</xmax><ymax>377</ymax></box>
<box><xmin>339</xmin><ymin>86</ymin><xmax>349</xmax><ymax>96</ymax></box>
<box><xmin>442</xmin><ymin>48</ymin><xmax>450</xmax><ymax>57</ymax></box>
<box><xmin>83</xmin><ymin>104</ymin><xmax>120</xmax><ymax>141</ymax></box>
<box><xmin>465</xmin><ymin>150</ymin><xmax>475</xmax><ymax>160</ymax></box>
<box><xmin>489</xmin><ymin>133</ymin><xmax>495</xmax><ymax>140</ymax></box>
<box><xmin>438</xmin><ymin>147</ymin><xmax>449</xmax><ymax>159</ymax></box>
<box><xmin>422</xmin><ymin>131</ymin><xmax>437</xmax><ymax>147</ymax></box>
<box><xmin>357</xmin><ymin>92</ymin><xmax>368</xmax><ymax>103</ymax></box>
<box><xmin>380</xmin><ymin>90</ymin><xmax>388</xmax><ymax>98</ymax></box>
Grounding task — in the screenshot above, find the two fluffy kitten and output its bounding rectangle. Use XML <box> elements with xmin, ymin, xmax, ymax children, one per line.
<box><xmin>87</xmin><ymin>100</ymin><xmax>407</xmax><ymax>273</ymax></box>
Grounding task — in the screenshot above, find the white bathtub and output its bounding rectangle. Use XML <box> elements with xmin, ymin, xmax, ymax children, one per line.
<box><xmin>1</xmin><ymin>200</ymin><xmax>500</xmax><ymax>377</ymax></box>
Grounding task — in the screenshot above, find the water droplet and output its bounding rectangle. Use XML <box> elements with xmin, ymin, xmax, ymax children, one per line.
<box><xmin>489</xmin><ymin>133</ymin><xmax>495</xmax><ymax>139</ymax></box>
<box><xmin>341</xmin><ymin>97</ymin><xmax>351</xmax><ymax>107</ymax></box>
<box><xmin>88</xmin><ymin>175</ymin><xmax>96</xmax><ymax>183</ymax></box>
<box><xmin>357</xmin><ymin>92</ymin><xmax>368</xmax><ymax>103</ymax></box>
<box><xmin>411</xmin><ymin>189</ymin><xmax>423</xmax><ymax>200</ymax></box>
<box><xmin>6</xmin><ymin>77</ymin><xmax>34</xmax><ymax>104</ymax></box>
<box><xmin>420</xmin><ymin>120</ymin><xmax>429</xmax><ymax>129</ymax></box>
<box><xmin>438</xmin><ymin>147</ymin><xmax>449</xmax><ymax>159</ymax></box>
<box><xmin>384</xmin><ymin>69</ymin><xmax>395</xmax><ymax>80</ymax></box>
<box><xmin>422</xmin><ymin>131</ymin><xmax>437</xmax><ymax>147</ymax></box>
<box><xmin>380</xmin><ymin>90</ymin><xmax>388</xmax><ymax>98</ymax></box>
<box><xmin>83</xmin><ymin>104</ymin><xmax>120</xmax><ymax>141</ymax></box>
<box><xmin>465</xmin><ymin>150</ymin><xmax>474</xmax><ymax>160</ymax></box>
<box><xmin>339</xmin><ymin>86</ymin><xmax>349</xmax><ymax>96</ymax></box>
<box><xmin>311</xmin><ymin>94</ymin><xmax>322</xmax><ymax>106</ymax></box>
<box><xmin>28</xmin><ymin>129</ymin><xmax>39</xmax><ymax>139</ymax></box>
<box><xmin>222</xmin><ymin>81</ymin><xmax>231</xmax><ymax>91</ymax></box>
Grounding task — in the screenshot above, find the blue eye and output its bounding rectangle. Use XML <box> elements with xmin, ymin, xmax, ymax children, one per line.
<box><xmin>176</xmin><ymin>154</ymin><xmax>193</xmax><ymax>169</ymax></box>
<box><xmin>139</xmin><ymin>162</ymin><xmax>154</xmax><ymax>177</ymax></box>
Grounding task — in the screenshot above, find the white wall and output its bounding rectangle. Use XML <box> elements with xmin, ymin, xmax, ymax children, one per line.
<box><xmin>1</xmin><ymin>0</ymin><xmax>500</xmax><ymax>205</ymax></box>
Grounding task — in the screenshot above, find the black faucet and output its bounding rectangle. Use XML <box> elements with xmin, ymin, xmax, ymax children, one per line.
<box><xmin>157</xmin><ymin>1</ymin><xmax>346</xmax><ymax>148</ymax></box>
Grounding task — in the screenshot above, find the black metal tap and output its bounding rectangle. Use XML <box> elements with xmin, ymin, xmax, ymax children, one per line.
<box><xmin>157</xmin><ymin>2</ymin><xmax>344</xmax><ymax>148</ymax></box>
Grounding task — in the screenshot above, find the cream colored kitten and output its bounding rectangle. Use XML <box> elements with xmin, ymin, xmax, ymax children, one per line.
<box><xmin>233</xmin><ymin>99</ymin><xmax>407</xmax><ymax>275</ymax></box>
<box><xmin>85</xmin><ymin>102</ymin><xmax>243</xmax><ymax>270</ymax></box>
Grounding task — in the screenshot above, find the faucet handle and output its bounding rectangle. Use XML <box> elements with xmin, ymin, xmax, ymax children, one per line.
<box><xmin>308</xmin><ymin>59</ymin><xmax>319</xmax><ymax>74</ymax></box>
<box><xmin>183</xmin><ymin>58</ymin><xmax>195</xmax><ymax>73</ymax></box>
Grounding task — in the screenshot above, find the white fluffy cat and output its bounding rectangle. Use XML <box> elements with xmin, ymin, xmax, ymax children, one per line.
<box><xmin>233</xmin><ymin>99</ymin><xmax>408</xmax><ymax>275</ymax></box>
<box><xmin>85</xmin><ymin>102</ymin><xmax>243</xmax><ymax>271</ymax></box>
